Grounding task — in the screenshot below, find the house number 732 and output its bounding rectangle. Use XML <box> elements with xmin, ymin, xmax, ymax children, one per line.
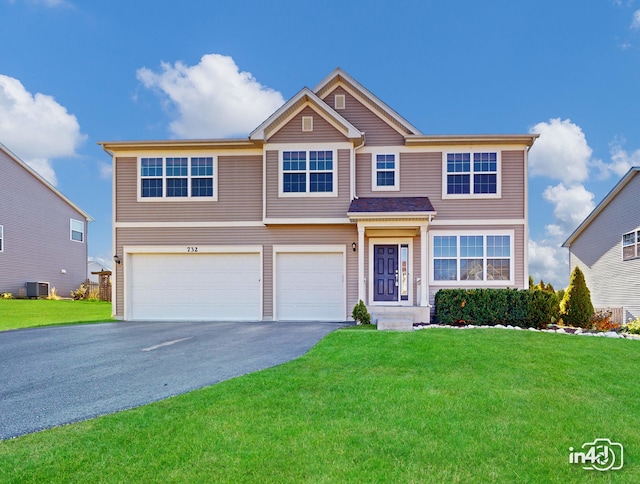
<box><xmin>187</xmin><ymin>247</ymin><xmax>198</xmax><ymax>253</ymax></box>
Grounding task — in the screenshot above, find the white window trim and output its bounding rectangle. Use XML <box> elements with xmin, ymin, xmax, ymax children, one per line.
<box><xmin>137</xmin><ymin>156</ymin><xmax>218</xmax><ymax>202</ymax></box>
<box><xmin>70</xmin><ymin>219</ymin><xmax>85</xmax><ymax>243</ymax></box>
<box><xmin>429</xmin><ymin>230</ymin><xmax>514</xmax><ymax>286</ymax></box>
<box><xmin>371</xmin><ymin>153</ymin><xmax>400</xmax><ymax>192</ymax></box>
<box><xmin>278</xmin><ymin>147</ymin><xmax>338</xmax><ymax>198</ymax></box>
<box><xmin>0</xmin><ymin>225</ymin><xmax>3</xmax><ymax>252</ymax></box>
<box><xmin>622</xmin><ymin>229</ymin><xmax>640</xmax><ymax>260</ymax></box>
<box><xmin>441</xmin><ymin>151</ymin><xmax>502</xmax><ymax>199</ymax></box>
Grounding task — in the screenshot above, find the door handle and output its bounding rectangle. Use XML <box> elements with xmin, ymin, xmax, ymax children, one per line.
<box><xmin>395</xmin><ymin>270</ymin><xmax>399</xmax><ymax>287</ymax></box>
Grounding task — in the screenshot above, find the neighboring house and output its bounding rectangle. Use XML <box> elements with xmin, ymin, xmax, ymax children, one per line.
<box><xmin>100</xmin><ymin>68</ymin><xmax>537</xmax><ymax>322</ymax></box>
<box><xmin>0</xmin><ymin>143</ymin><xmax>92</xmax><ymax>297</ymax></box>
<box><xmin>88</xmin><ymin>258</ymin><xmax>112</xmax><ymax>283</ymax></box>
<box><xmin>563</xmin><ymin>167</ymin><xmax>640</xmax><ymax>322</ymax></box>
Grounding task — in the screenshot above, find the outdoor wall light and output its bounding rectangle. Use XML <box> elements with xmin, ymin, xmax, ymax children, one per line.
<box><xmin>352</xmin><ymin>242</ymin><xmax>357</xmax><ymax>252</ymax></box>
<box><xmin>113</xmin><ymin>255</ymin><xmax>122</xmax><ymax>265</ymax></box>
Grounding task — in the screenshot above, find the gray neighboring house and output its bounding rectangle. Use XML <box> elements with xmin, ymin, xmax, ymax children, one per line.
<box><xmin>563</xmin><ymin>166</ymin><xmax>640</xmax><ymax>322</ymax></box>
<box><xmin>0</xmin><ymin>143</ymin><xmax>92</xmax><ymax>297</ymax></box>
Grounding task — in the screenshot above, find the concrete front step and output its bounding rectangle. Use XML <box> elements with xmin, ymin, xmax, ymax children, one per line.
<box><xmin>377</xmin><ymin>317</ymin><xmax>413</xmax><ymax>331</ymax></box>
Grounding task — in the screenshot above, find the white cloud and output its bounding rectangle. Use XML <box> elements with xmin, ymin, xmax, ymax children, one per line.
<box><xmin>0</xmin><ymin>74</ymin><xmax>85</xmax><ymax>186</ymax></box>
<box><xmin>529</xmin><ymin>118</ymin><xmax>593</xmax><ymax>184</ymax></box>
<box><xmin>542</xmin><ymin>183</ymin><xmax>595</xmax><ymax>236</ymax></box>
<box><xmin>98</xmin><ymin>161</ymin><xmax>112</xmax><ymax>180</ymax></box>
<box><xmin>137</xmin><ymin>54</ymin><xmax>285</xmax><ymax>138</ymax></box>
<box><xmin>632</xmin><ymin>9</ymin><xmax>640</xmax><ymax>29</ymax></box>
<box><xmin>528</xmin><ymin>239</ymin><xmax>569</xmax><ymax>288</ymax></box>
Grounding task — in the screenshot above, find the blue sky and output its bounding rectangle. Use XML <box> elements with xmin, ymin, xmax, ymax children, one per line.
<box><xmin>1</xmin><ymin>0</ymin><xmax>640</xmax><ymax>288</ymax></box>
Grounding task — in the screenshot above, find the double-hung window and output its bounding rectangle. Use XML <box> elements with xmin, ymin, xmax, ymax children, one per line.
<box><xmin>433</xmin><ymin>233</ymin><xmax>512</xmax><ymax>283</ymax></box>
<box><xmin>444</xmin><ymin>152</ymin><xmax>499</xmax><ymax>198</ymax></box>
<box><xmin>281</xmin><ymin>150</ymin><xmax>335</xmax><ymax>196</ymax></box>
<box><xmin>622</xmin><ymin>230</ymin><xmax>640</xmax><ymax>260</ymax></box>
<box><xmin>139</xmin><ymin>157</ymin><xmax>215</xmax><ymax>199</ymax></box>
<box><xmin>70</xmin><ymin>219</ymin><xmax>84</xmax><ymax>243</ymax></box>
<box><xmin>373</xmin><ymin>153</ymin><xmax>398</xmax><ymax>191</ymax></box>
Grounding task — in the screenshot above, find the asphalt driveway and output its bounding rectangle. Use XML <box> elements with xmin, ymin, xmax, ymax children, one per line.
<box><xmin>0</xmin><ymin>320</ymin><xmax>347</xmax><ymax>440</ymax></box>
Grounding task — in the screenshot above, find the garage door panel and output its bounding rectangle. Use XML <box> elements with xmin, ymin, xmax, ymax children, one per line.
<box><xmin>276</xmin><ymin>252</ymin><xmax>345</xmax><ymax>321</ymax></box>
<box><xmin>129</xmin><ymin>252</ymin><xmax>261</xmax><ymax>321</ymax></box>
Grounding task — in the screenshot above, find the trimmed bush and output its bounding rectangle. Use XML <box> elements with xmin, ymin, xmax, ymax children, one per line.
<box><xmin>351</xmin><ymin>300</ymin><xmax>371</xmax><ymax>325</ymax></box>
<box><xmin>560</xmin><ymin>267</ymin><xmax>594</xmax><ymax>329</ymax></box>
<box><xmin>434</xmin><ymin>288</ymin><xmax>557</xmax><ymax>329</ymax></box>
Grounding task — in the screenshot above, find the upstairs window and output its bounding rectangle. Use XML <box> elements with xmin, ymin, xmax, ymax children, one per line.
<box><xmin>622</xmin><ymin>230</ymin><xmax>640</xmax><ymax>260</ymax></box>
<box><xmin>139</xmin><ymin>157</ymin><xmax>215</xmax><ymax>200</ymax></box>
<box><xmin>281</xmin><ymin>150</ymin><xmax>336</xmax><ymax>196</ymax></box>
<box><xmin>433</xmin><ymin>233</ymin><xmax>512</xmax><ymax>283</ymax></box>
<box><xmin>444</xmin><ymin>152</ymin><xmax>499</xmax><ymax>198</ymax></box>
<box><xmin>70</xmin><ymin>219</ymin><xmax>84</xmax><ymax>243</ymax></box>
<box><xmin>373</xmin><ymin>153</ymin><xmax>399</xmax><ymax>191</ymax></box>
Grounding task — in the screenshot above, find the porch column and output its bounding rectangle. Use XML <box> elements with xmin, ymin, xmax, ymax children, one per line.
<box><xmin>420</xmin><ymin>225</ymin><xmax>429</xmax><ymax>307</ymax></box>
<box><xmin>358</xmin><ymin>224</ymin><xmax>365</xmax><ymax>303</ymax></box>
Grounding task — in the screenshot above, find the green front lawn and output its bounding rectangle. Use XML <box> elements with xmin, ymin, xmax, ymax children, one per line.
<box><xmin>1</xmin><ymin>329</ymin><xmax>638</xmax><ymax>482</ymax></box>
<box><xmin>0</xmin><ymin>299</ymin><xmax>114</xmax><ymax>331</ymax></box>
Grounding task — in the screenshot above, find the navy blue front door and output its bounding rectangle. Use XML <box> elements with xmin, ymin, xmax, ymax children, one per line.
<box><xmin>374</xmin><ymin>245</ymin><xmax>398</xmax><ymax>301</ymax></box>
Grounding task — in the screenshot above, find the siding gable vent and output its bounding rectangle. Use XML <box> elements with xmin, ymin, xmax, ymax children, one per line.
<box><xmin>335</xmin><ymin>94</ymin><xmax>345</xmax><ymax>110</ymax></box>
<box><xmin>302</xmin><ymin>115</ymin><xmax>313</xmax><ymax>132</ymax></box>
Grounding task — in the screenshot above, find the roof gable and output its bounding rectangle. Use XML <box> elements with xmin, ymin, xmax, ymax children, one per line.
<box><xmin>0</xmin><ymin>143</ymin><xmax>93</xmax><ymax>221</ymax></box>
<box><xmin>314</xmin><ymin>68</ymin><xmax>422</xmax><ymax>137</ymax></box>
<box><xmin>249</xmin><ymin>87</ymin><xmax>362</xmax><ymax>143</ymax></box>
<box><xmin>563</xmin><ymin>167</ymin><xmax>640</xmax><ymax>247</ymax></box>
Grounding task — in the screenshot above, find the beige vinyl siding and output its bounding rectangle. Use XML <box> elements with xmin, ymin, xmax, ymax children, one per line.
<box><xmin>114</xmin><ymin>224</ymin><xmax>358</xmax><ymax>319</ymax></box>
<box><xmin>570</xmin><ymin>173</ymin><xmax>640</xmax><ymax>320</ymax></box>
<box><xmin>265</xmin><ymin>149</ymin><xmax>351</xmax><ymax>219</ymax></box>
<box><xmin>268</xmin><ymin>106</ymin><xmax>349</xmax><ymax>143</ymax></box>
<box><xmin>0</xmin><ymin>149</ymin><xmax>88</xmax><ymax>296</ymax></box>
<box><xmin>324</xmin><ymin>87</ymin><xmax>405</xmax><ymax>146</ymax></box>
<box><xmin>115</xmin><ymin>155</ymin><xmax>263</xmax><ymax>222</ymax></box>
<box><xmin>356</xmin><ymin>150</ymin><xmax>525</xmax><ymax>219</ymax></box>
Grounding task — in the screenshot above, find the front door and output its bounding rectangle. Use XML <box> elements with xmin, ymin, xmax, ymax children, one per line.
<box><xmin>374</xmin><ymin>244</ymin><xmax>398</xmax><ymax>301</ymax></box>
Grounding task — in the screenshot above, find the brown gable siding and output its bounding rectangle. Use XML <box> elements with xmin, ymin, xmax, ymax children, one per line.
<box><xmin>324</xmin><ymin>87</ymin><xmax>404</xmax><ymax>146</ymax></box>
<box><xmin>115</xmin><ymin>155</ymin><xmax>263</xmax><ymax>222</ymax></box>
<box><xmin>114</xmin><ymin>224</ymin><xmax>358</xmax><ymax>319</ymax></box>
<box><xmin>265</xmin><ymin>149</ymin><xmax>351</xmax><ymax>219</ymax></box>
<box><xmin>268</xmin><ymin>106</ymin><xmax>348</xmax><ymax>143</ymax></box>
<box><xmin>0</xmin><ymin>149</ymin><xmax>87</xmax><ymax>296</ymax></box>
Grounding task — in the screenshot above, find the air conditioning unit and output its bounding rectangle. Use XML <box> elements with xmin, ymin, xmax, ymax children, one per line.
<box><xmin>26</xmin><ymin>281</ymin><xmax>50</xmax><ymax>298</ymax></box>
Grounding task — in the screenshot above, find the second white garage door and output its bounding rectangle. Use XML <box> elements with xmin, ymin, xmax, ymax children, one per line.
<box><xmin>275</xmin><ymin>251</ymin><xmax>345</xmax><ymax>321</ymax></box>
<box><xmin>128</xmin><ymin>251</ymin><xmax>261</xmax><ymax>321</ymax></box>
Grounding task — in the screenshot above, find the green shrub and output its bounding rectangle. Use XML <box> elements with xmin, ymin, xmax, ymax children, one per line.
<box><xmin>559</xmin><ymin>267</ymin><xmax>594</xmax><ymax>329</ymax></box>
<box><xmin>434</xmin><ymin>288</ymin><xmax>557</xmax><ymax>329</ymax></box>
<box><xmin>351</xmin><ymin>300</ymin><xmax>371</xmax><ymax>325</ymax></box>
<box><xmin>623</xmin><ymin>317</ymin><xmax>640</xmax><ymax>335</ymax></box>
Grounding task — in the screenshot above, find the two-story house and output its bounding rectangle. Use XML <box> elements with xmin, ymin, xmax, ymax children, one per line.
<box><xmin>100</xmin><ymin>69</ymin><xmax>537</xmax><ymax>323</ymax></box>
<box><xmin>563</xmin><ymin>166</ymin><xmax>640</xmax><ymax>322</ymax></box>
<box><xmin>0</xmin><ymin>143</ymin><xmax>92</xmax><ymax>297</ymax></box>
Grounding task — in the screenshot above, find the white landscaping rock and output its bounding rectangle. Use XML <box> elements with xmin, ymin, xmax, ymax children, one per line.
<box><xmin>528</xmin><ymin>327</ymin><xmax>538</xmax><ymax>332</ymax></box>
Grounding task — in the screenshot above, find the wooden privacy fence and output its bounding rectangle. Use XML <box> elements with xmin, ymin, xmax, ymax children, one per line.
<box><xmin>595</xmin><ymin>307</ymin><xmax>624</xmax><ymax>325</ymax></box>
<box><xmin>88</xmin><ymin>270</ymin><xmax>112</xmax><ymax>302</ymax></box>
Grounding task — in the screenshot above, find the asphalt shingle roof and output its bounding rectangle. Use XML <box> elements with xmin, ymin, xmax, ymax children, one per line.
<box><xmin>347</xmin><ymin>196</ymin><xmax>435</xmax><ymax>213</ymax></box>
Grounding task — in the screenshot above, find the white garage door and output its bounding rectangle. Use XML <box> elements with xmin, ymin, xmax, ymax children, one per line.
<box><xmin>276</xmin><ymin>252</ymin><xmax>345</xmax><ymax>321</ymax></box>
<box><xmin>129</xmin><ymin>252</ymin><xmax>261</xmax><ymax>321</ymax></box>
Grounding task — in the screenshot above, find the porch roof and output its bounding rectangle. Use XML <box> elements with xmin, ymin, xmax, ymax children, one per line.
<box><xmin>347</xmin><ymin>197</ymin><xmax>436</xmax><ymax>220</ymax></box>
